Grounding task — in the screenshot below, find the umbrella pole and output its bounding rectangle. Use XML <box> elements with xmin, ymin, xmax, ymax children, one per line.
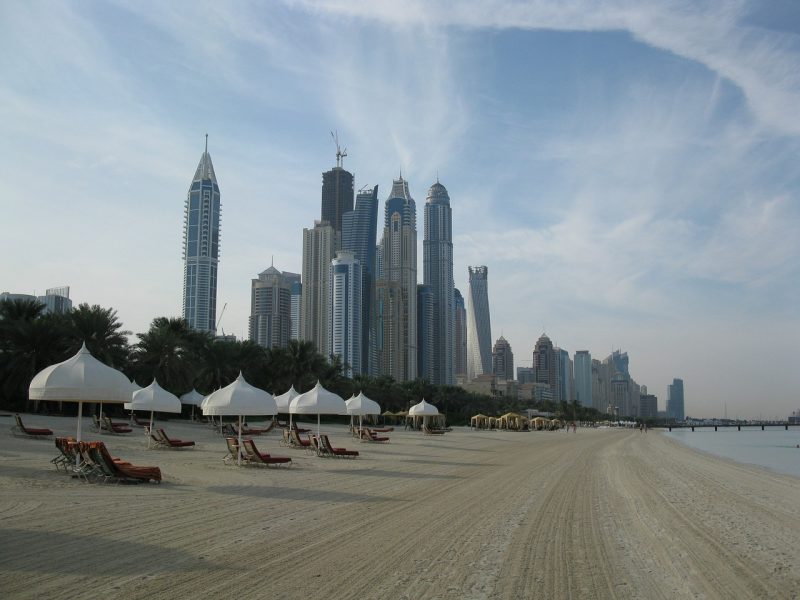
<box><xmin>317</xmin><ymin>414</ymin><xmax>321</xmax><ymax>456</ymax></box>
<box><xmin>148</xmin><ymin>411</ymin><xmax>154</xmax><ymax>448</ymax></box>
<box><xmin>76</xmin><ymin>402</ymin><xmax>83</xmax><ymax>469</ymax></box>
<box><xmin>237</xmin><ymin>415</ymin><xmax>243</xmax><ymax>466</ymax></box>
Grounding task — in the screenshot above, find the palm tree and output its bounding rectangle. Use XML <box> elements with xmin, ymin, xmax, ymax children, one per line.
<box><xmin>129</xmin><ymin>317</ymin><xmax>198</xmax><ymax>395</ymax></box>
<box><xmin>67</xmin><ymin>303</ymin><xmax>130</xmax><ymax>368</ymax></box>
<box><xmin>0</xmin><ymin>300</ymin><xmax>71</xmax><ymax>410</ymax></box>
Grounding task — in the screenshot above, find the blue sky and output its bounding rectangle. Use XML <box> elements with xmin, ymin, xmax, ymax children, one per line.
<box><xmin>2</xmin><ymin>0</ymin><xmax>799</xmax><ymax>418</ymax></box>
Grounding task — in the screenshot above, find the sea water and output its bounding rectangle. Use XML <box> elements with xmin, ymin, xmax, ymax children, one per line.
<box><xmin>663</xmin><ymin>427</ymin><xmax>800</xmax><ymax>478</ymax></box>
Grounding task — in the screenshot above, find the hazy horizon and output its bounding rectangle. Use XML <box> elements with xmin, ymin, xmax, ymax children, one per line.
<box><xmin>2</xmin><ymin>1</ymin><xmax>799</xmax><ymax>419</ymax></box>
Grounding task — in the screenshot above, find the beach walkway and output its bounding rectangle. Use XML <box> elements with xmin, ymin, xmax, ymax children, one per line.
<box><xmin>0</xmin><ymin>418</ymin><xmax>797</xmax><ymax>599</ymax></box>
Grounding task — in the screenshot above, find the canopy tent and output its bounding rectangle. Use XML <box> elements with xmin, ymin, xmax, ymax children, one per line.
<box><xmin>126</xmin><ymin>380</ymin><xmax>182</xmax><ymax>447</ymax></box>
<box><xmin>497</xmin><ymin>412</ymin><xmax>530</xmax><ymax>431</ymax></box>
<box><xmin>532</xmin><ymin>416</ymin><xmax>548</xmax><ymax>431</ymax></box>
<box><xmin>470</xmin><ymin>414</ymin><xmax>490</xmax><ymax>429</ymax></box>
<box><xmin>289</xmin><ymin>381</ymin><xmax>347</xmax><ymax>439</ymax></box>
<box><xmin>346</xmin><ymin>391</ymin><xmax>381</xmax><ymax>434</ymax></box>
<box><xmin>29</xmin><ymin>343</ymin><xmax>133</xmax><ymax>463</ymax></box>
<box><xmin>201</xmin><ymin>373</ymin><xmax>277</xmax><ymax>465</ymax></box>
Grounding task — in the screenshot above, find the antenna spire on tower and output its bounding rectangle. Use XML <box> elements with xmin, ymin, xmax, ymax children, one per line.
<box><xmin>205</xmin><ymin>133</ymin><xmax>208</xmax><ymax>154</ymax></box>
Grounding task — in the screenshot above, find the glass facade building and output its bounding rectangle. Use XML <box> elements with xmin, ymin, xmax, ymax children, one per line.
<box><xmin>182</xmin><ymin>138</ymin><xmax>221</xmax><ymax>333</ymax></box>
<box><xmin>342</xmin><ymin>185</ymin><xmax>379</xmax><ymax>374</ymax></box>
<box><xmin>466</xmin><ymin>266</ymin><xmax>491</xmax><ymax>380</ymax></box>
<box><xmin>423</xmin><ymin>181</ymin><xmax>454</xmax><ymax>385</ymax></box>
<box><xmin>574</xmin><ymin>350</ymin><xmax>593</xmax><ymax>408</ymax></box>
<box><xmin>417</xmin><ymin>284</ymin><xmax>435</xmax><ymax>381</ymax></box>
<box><xmin>329</xmin><ymin>251</ymin><xmax>362</xmax><ymax>377</ymax></box>
<box><xmin>453</xmin><ymin>288</ymin><xmax>467</xmax><ymax>379</ymax></box>
<box><xmin>321</xmin><ymin>166</ymin><xmax>354</xmax><ymax>239</ymax></box>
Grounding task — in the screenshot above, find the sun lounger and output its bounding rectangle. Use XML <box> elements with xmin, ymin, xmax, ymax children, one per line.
<box><xmin>289</xmin><ymin>430</ymin><xmax>312</xmax><ymax>449</ymax></box>
<box><xmin>372</xmin><ymin>427</ymin><xmax>394</xmax><ymax>433</ymax></box>
<box><xmin>280</xmin><ymin>429</ymin><xmax>292</xmax><ymax>446</ymax></box>
<box><xmin>290</xmin><ymin>423</ymin><xmax>311</xmax><ymax>434</ymax></box>
<box><xmin>92</xmin><ymin>441</ymin><xmax>162</xmax><ymax>483</ymax></box>
<box><xmin>132</xmin><ymin>415</ymin><xmax>151</xmax><ymax>428</ymax></box>
<box><xmin>241</xmin><ymin>439</ymin><xmax>292</xmax><ymax>466</ymax></box>
<box><xmin>319</xmin><ymin>434</ymin><xmax>359</xmax><ymax>458</ymax></box>
<box><xmin>51</xmin><ymin>437</ymin><xmax>77</xmax><ymax>471</ymax></box>
<box><xmin>359</xmin><ymin>428</ymin><xmax>389</xmax><ymax>443</ymax></box>
<box><xmin>224</xmin><ymin>437</ymin><xmax>242</xmax><ymax>464</ymax></box>
<box><xmin>11</xmin><ymin>414</ymin><xmax>53</xmax><ymax>438</ymax></box>
<box><xmin>102</xmin><ymin>416</ymin><xmax>132</xmax><ymax>434</ymax></box>
<box><xmin>156</xmin><ymin>428</ymin><xmax>195</xmax><ymax>448</ymax></box>
<box><xmin>309</xmin><ymin>434</ymin><xmax>327</xmax><ymax>456</ymax></box>
<box><xmin>423</xmin><ymin>425</ymin><xmax>446</xmax><ymax>435</ymax></box>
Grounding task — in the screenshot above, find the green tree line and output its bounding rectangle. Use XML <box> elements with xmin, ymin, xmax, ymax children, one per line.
<box><xmin>0</xmin><ymin>299</ymin><xmax>606</xmax><ymax>424</ymax></box>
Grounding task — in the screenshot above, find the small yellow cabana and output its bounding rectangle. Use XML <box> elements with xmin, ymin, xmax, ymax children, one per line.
<box><xmin>549</xmin><ymin>418</ymin><xmax>563</xmax><ymax>430</ymax></box>
<box><xmin>532</xmin><ymin>416</ymin><xmax>548</xmax><ymax>431</ymax></box>
<box><xmin>497</xmin><ymin>412</ymin><xmax>530</xmax><ymax>431</ymax></box>
<box><xmin>471</xmin><ymin>414</ymin><xmax>490</xmax><ymax>429</ymax></box>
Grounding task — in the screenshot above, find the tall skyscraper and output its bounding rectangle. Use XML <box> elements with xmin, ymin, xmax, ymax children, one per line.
<box><xmin>329</xmin><ymin>251</ymin><xmax>362</xmax><ymax>377</ymax></box>
<box><xmin>375</xmin><ymin>176</ymin><xmax>417</xmax><ymax>381</ymax></box>
<box><xmin>423</xmin><ymin>180</ymin><xmax>454</xmax><ymax>385</ymax></box>
<box><xmin>417</xmin><ymin>284</ymin><xmax>435</xmax><ymax>381</ymax></box>
<box><xmin>301</xmin><ymin>221</ymin><xmax>335</xmax><ymax>357</ymax></box>
<box><xmin>532</xmin><ymin>334</ymin><xmax>556</xmax><ymax>397</ymax></box>
<box><xmin>554</xmin><ymin>347</ymin><xmax>572</xmax><ymax>403</ymax></box>
<box><xmin>516</xmin><ymin>367</ymin><xmax>534</xmax><ymax>384</ymax></box>
<box><xmin>492</xmin><ymin>336</ymin><xmax>514</xmax><ymax>381</ymax></box>
<box><xmin>574</xmin><ymin>350</ymin><xmax>592</xmax><ymax>407</ymax></box>
<box><xmin>321</xmin><ymin>157</ymin><xmax>354</xmax><ymax>242</ymax></box>
<box><xmin>453</xmin><ymin>288</ymin><xmax>467</xmax><ymax>379</ymax></box>
<box><xmin>342</xmin><ymin>185</ymin><xmax>379</xmax><ymax>374</ymax></box>
<box><xmin>466</xmin><ymin>266</ymin><xmax>491</xmax><ymax>380</ymax></box>
<box><xmin>667</xmin><ymin>378</ymin><xmax>685</xmax><ymax>421</ymax></box>
<box><xmin>182</xmin><ymin>136</ymin><xmax>221</xmax><ymax>333</ymax></box>
<box><xmin>289</xmin><ymin>279</ymin><xmax>302</xmax><ymax>340</ymax></box>
<box><xmin>249</xmin><ymin>266</ymin><xmax>291</xmax><ymax>349</ymax></box>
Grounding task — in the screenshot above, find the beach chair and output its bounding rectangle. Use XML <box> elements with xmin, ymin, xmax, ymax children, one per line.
<box><xmin>289</xmin><ymin>430</ymin><xmax>312</xmax><ymax>450</ymax></box>
<box><xmin>156</xmin><ymin>428</ymin><xmax>195</xmax><ymax>449</ymax></box>
<box><xmin>359</xmin><ymin>428</ymin><xmax>389</xmax><ymax>443</ymax></box>
<box><xmin>102</xmin><ymin>416</ymin><xmax>132</xmax><ymax>434</ymax></box>
<box><xmin>372</xmin><ymin>427</ymin><xmax>394</xmax><ymax>433</ymax></box>
<box><xmin>241</xmin><ymin>439</ymin><xmax>292</xmax><ymax>467</ymax></box>
<box><xmin>319</xmin><ymin>434</ymin><xmax>359</xmax><ymax>458</ymax></box>
<box><xmin>93</xmin><ymin>441</ymin><xmax>162</xmax><ymax>483</ymax></box>
<box><xmin>11</xmin><ymin>414</ymin><xmax>53</xmax><ymax>438</ymax></box>
<box><xmin>280</xmin><ymin>429</ymin><xmax>292</xmax><ymax>446</ymax></box>
<box><xmin>220</xmin><ymin>423</ymin><xmax>236</xmax><ymax>436</ymax></box>
<box><xmin>132</xmin><ymin>415</ymin><xmax>151</xmax><ymax>428</ymax></box>
<box><xmin>51</xmin><ymin>437</ymin><xmax>77</xmax><ymax>471</ymax></box>
<box><xmin>309</xmin><ymin>434</ymin><xmax>328</xmax><ymax>457</ymax></box>
<box><xmin>290</xmin><ymin>423</ymin><xmax>311</xmax><ymax>434</ymax></box>
<box><xmin>423</xmin><ymin>425</ymin><xmax>446</xmax><ymax>435</ymax></box>
<box><xmin>223</xmin><ymin>437</ymin><xmax>242</xmax><ymax>464</ymax></box>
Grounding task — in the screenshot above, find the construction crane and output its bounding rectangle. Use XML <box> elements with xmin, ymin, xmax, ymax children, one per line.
<box><xmin>331</xmin><ymin>130</ymin><xmax>347</xmax><ymax>168</ymax></box>
<box><xmin>215</xmin><ymin>302</ymin><xmax>227</xmax><ymax>335</ymax></box>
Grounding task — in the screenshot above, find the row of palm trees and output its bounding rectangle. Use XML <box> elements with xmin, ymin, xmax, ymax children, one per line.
<box><xmin>1</xmin><ymin>298</ymin><xmax>607</xmax><ymax>424</ymax></box>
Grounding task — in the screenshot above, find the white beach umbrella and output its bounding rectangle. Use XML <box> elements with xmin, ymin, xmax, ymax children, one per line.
<box><xmin>409</xmin><ymin>398</ymin><xmax>440</xmax><ymax>429</ymax></box>
<box><xmin>289</xmin><ymin>381</ymin><xmax>347</xmax><ymax>439</ymax></box>
<box><xmin>29</xmin><ymin>343</ymin><xmax>132</xmax><ymax>463</ymax></box>
<box><xmin>180</xmin><ymin>388</ymin><xmax>204</xmax><ymax>421</ymax></box>
<box><xmin>202</xmin><ymin>373</ymin><xmax>277</xmax><ymax>465</ymax></box>
<box><xmin>125</xmin><ymin>380</ymin><xmax>182</xmax><ymax>447</ymax></box>
<box><xmin>346</xmin><ymin>392</ymin><xmax>381</xmax><ymax>434</ymax></box>
<box><xmin>274</xmin><ymin>385</ymin><xmax>300</xmax><ymax>428</ymax></box>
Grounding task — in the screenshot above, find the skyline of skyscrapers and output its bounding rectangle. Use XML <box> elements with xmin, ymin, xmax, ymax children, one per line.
<box><xmin>182</xmin><ymin>136</ymin><xmax>220</xmax><ymax>334</ymax></box>
<box><xmin>466</xmin><ymin>266</ymin><xmax>491</xmax><ymax>380</ymax></box>
<box><xmin>423</xmin><ymin>180</ymin><xmax>454</xmax><ymax>385</ymax></box>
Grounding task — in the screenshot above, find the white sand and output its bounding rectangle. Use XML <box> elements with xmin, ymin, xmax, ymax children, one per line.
<box><xmin>0</xmin><ymin>414</ymin><xmax>798</xmax><ymax>599</ymax></box>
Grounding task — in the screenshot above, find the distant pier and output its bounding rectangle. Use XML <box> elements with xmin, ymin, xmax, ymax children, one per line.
<box><xmin>666</xmin><ymin>423</ymin><xmax>798</xmax><ymax>432</ymax></box>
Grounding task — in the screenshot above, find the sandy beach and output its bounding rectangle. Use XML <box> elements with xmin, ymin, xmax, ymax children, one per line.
<box><xmin>0</xmin><ymin>415</ymin><xmax>798</xmax><ymax>599</ymax></box>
